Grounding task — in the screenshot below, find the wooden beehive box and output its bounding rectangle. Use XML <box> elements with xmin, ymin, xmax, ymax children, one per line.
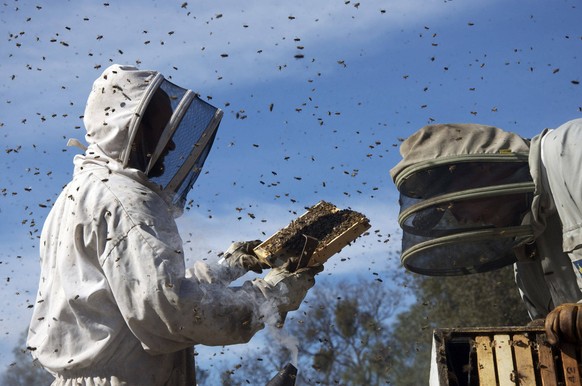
<box><xmin>253</xmin><ymin>201</ymin><xmax>370</xmax><ymax>268</ymax></box>
<box><xmin>430</xmin><ymin>326</ymin><xmax>582</xmax><ymax>386</ymax></box>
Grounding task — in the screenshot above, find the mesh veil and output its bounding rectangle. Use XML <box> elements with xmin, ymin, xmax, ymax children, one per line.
<box><xmin>391</xmin><ymin>124</ymin><xmax>535</xmax><ymax>276</ymax></box>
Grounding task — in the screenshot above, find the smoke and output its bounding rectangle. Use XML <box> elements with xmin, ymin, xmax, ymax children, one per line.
<box><xmin>188</xmin><ymin>260</ymin><xmax>247</xmax><ymax>285</ymax></box>
<box><xmin>258</xmin><ymin>283</ymin><xmax>301</xmax><ymax>367</ymax></box>
<box><xmin>266</xmin><ymin>324</ymin><xmax>300</xmax><ymax>367</ymax></box>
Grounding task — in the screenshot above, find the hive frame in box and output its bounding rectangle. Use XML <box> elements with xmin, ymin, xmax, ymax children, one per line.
<box><xmin>430</xmin><ymin>326</ymin><xmax>582</xmax><ymax>386</ymax></box>
<box><xmin>253</xmin><ymin>201</ymin><xmax>371</xmax><ymax>269</ymax></box>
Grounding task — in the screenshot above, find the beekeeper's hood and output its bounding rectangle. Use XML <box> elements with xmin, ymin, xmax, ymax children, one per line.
<box><xmin>390</xmin><ymin>123</ymin><xmax>535</xmax><ymax>276</ymax></box>
<box><xmin>80</xmin><ymin>64</ymin><xmax>222</xmax><ymax>217</ymax></box>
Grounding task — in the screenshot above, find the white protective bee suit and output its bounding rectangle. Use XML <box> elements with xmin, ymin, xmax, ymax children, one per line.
<box><xmin>27</xmin><ymin>64</ymin><xmax>318</xmax><ymax>386</ymax></box>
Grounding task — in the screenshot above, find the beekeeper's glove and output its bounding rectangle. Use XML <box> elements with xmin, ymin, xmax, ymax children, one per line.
<box><xmin>220</xmin><ymin>240</ymin><xmax>269</xmax><ymax>272</ymax></box>
<box><xmin>254</xmin><ymin>261</ymin><xmax>323</xmax><ymax>314</ymax></box>
<box><xmin>545</xmin><ymin>303</ymin><xmax>582</xmax><ymax>345</ymax></box>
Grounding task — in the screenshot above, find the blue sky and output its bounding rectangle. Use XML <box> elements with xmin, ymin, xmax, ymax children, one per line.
<box><xmin>1</xmin><ymin>0</ymin><xmax>581</xmax><ymax>376</ymax></box>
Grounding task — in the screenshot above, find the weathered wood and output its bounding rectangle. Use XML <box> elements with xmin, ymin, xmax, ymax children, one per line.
<box><xmin>536</xmin><ymin>335</ymin><xmax>558</xmax><ymax>386</ymax></box>
<box><xmin>512</xmin><ymin>334</ymin><xmax>536</xmax><ymax>386</ymax></box>
<box><xmin>494</xmin><ymin>334</ymin><xmax>515</xmax><ymax>386</ymax></box>
<box><xmin>431</xmin><ymin>327</ymin><xmax>582</xmax><ymax>385</ymax></box>
<box><xmin>561</xmin><ymin>343</ymin><xmax>582</xmax><ymax>386</ymax></box>
<box><xmin>475</xmin><ymin>336</ymin><xmax>497</xmax><ymax>385</ymax></box>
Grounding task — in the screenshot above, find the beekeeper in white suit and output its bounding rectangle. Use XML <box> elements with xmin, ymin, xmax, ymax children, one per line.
<box><xmin>390</xmin><ymin>118</ymin><xmax>582</xmax><ymax>347</ymax></box>
<box><xmin>27</xmin><ymin>64</ymin><xmax>321</xmax><ymax>386</ymax></box>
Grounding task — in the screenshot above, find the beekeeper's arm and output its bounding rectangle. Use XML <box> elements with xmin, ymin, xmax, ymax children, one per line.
<box><xmin>102</xmin><ymin>223</ymin><xmax>317</xmax><ymax>354</ymax></box>
<box><xmin>528</xmin><ymin>120</ymin><xmax>582</xmax><ymax>345</ymax></box>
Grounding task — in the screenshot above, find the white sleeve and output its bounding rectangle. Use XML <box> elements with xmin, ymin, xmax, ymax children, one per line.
<box><xmin>102</xmin><ymin>222</ymin><xmax>269</xmax><ymax>355</ymax></box>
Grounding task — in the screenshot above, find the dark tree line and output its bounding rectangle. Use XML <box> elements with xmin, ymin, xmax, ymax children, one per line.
<box><xmin>220</xmin><ymin>277</ymin><xmax>409</xmax><ymax>385</ymax></box>
<box><xmin>1</xmin><ymin>330</ymin><xmax>53</xmax><ymax>386</ymax></box>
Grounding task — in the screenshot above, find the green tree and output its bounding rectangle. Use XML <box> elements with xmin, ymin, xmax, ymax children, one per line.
<box><xmin>218</xmin><ymin>266</ymin><xmax>528</xmax><ymax>385</ymax></box>
<box><xmin>222</xmin><ymin>276</ymin><xmax>410</xmax><ymax>385</ymax></box>
<box><xmin>390</xmin><ymin>266</ymin><xmax>531</xmax><ymax>385</ymax></box>
<box><xmin>1</xmin><ymin>329</ymin><xmax>54</xmax><ymax>386</ymax></box>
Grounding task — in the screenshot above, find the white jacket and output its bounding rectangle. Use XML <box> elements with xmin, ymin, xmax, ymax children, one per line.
<box><xmin>27</xmin><ymin>65</ymin><xmax>271</xmax><ymax>385</ymax></box>
<box><xmin>515</xmin><ymin>118</ymin><xmax>582</xmax><ymax>319</ymax></box>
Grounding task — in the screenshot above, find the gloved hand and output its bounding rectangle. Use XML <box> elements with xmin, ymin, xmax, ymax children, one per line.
<box><xmin>220</xmin><ymin>240</ymin><xmax>269</xmax><ymax>274</ymax></box>
<box><xmin>545</xmin><ymin>303</ymin><xmax>582</xmax><ymax>345</ymax></box>
<box><xmin>254</xmin><ymin>261</ymin><xmax>323</xmax><ymax>314</ymax></box>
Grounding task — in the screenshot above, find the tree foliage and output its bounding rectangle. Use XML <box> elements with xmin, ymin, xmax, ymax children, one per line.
<box><xmin>221</xmin><ymin>277</ymin><xmax>409</xmax><ymax>385</ymax></box>
<box><xmin>1</xmin><ymin>329</ymin><xmax>54</xmax><ymax>386</ymax></box>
